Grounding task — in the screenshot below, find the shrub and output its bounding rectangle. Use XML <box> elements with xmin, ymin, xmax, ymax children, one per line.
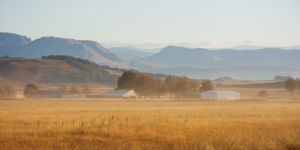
<box><xmin>258</xmin><ymin>90</ymin><xmax>269</xmax><ymax>98</ymax></box>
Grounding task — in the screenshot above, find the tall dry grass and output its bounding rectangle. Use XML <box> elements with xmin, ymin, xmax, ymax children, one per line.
<box><xmin>0</xmin><ymin>99</ymin><xmax>300</xmax><ymax>149</ymax></box>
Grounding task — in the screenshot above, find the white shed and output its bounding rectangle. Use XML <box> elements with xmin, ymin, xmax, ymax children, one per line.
<box><xmin>201</xmin><ymin>90</ymin><xmax>240</xmax><ymax>99</ymax></box>
<box><xmin>101</xmin><ymin>89</ymin><xmax>137</xmax><ymax>98</ymax></box>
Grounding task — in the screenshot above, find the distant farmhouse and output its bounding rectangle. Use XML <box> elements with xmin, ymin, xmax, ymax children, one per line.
<box><xmin>201</xmin><ymin>90</ymin><xmax>240</xmax><ymax>99</ymax></box>
<box><xmin>101</xmin><ymin>89</ymin><xmax>137</xmax><ymax>98</ymax></box>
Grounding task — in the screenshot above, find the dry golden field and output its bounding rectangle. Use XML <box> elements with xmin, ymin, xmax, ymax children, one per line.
<box><xmin>1</xmin><ymin>99</ymin><xmax>300</xmax><ymax>150</ymax></box>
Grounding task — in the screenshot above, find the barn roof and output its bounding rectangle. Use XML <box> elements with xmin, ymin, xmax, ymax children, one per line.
<box><xmin>201</xmin><ymin>90</ymin><xmax>239</xmax><ymax>94</ymax></box>
<box><xmin>101</xmin><ymin>90</ymin><xmax>134</xmax><ymax>97</ymax></box>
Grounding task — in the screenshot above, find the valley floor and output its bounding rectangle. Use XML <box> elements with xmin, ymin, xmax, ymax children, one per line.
<box><xmin>1</xmin><ymin>99</ymin><xmax>300</xmax><ymax>149</ymax></box>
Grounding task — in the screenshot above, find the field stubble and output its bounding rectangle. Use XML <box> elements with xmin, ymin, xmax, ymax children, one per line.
<box><xmin>0</xmin><ymin>99</ymin><xmax>300</xmax><ymax>150</ymax></box>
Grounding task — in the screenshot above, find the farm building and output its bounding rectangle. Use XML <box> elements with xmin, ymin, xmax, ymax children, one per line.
<box><xmin>26</xmin><ymin>90</ymin><xmax>67</xmax><ymax>98</ymax></box>
<box><xmin>201</xmin><ymin>90</ymin><xmax>240</xmax><ymax>99</ymax></box>
<box><xmin>61</xmin><ymin>93</ymin><xmax>102</xmax><ymax>98</ymax></box>
<box><xmin>101</xmin><ymin>89</ymin><xmax>137</xmax><ymax>98</ymax></box>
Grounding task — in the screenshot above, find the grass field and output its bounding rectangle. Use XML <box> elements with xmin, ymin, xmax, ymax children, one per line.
<box><xmin>1</xmin><ymin>99</ymin><xmax>300</xmax><ymax>150</ymax></box>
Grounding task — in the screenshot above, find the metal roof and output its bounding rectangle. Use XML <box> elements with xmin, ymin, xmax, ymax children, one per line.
<box><xmin>101</xmin><ymin>90</ymin><xmax>135</xmax><ymax>97</ymax></box>
<box><xmin>201</xmin><ymin>90</ymin><xmax>239</xmax><ymax>94</ymax></box>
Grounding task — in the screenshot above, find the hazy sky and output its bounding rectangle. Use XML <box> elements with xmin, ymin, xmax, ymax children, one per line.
<box><xmin>0</xmin><ymin>0</ymin><xmax>299</xmax><ymax>48</ymax></box>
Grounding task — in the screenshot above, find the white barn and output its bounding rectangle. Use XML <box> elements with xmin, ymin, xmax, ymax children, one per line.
<box><xmin>101</xmin><ymin>89</ymin><xmax>137</xmax><ymax>98</ymax></box>
<box><xmin>201</xmin><ymin>90</ymin><xmax>240</xmax><ymax>99</ymax></box>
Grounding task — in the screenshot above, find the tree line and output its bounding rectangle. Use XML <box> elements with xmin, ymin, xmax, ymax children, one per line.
<box><xmin>117</xmin><ymin>71</ymin><xmax>214</xmax><ymax>97</ymax></box>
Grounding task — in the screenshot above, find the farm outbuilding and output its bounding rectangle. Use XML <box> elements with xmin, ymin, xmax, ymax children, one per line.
<box><xmin>201</xmin><ymin>90</ymin><xmax>240</xmax><ymax>99</ymax></box>
<box><xmin>61</xmin><ymin>93</ymin><xmax>102</xmax><ymax>98</ymax></box>
<box><xmin>26</xmin><ymin>90</ymin><xmax>67</xmax><ymax>98</ymax></box>
<box><xmin>101</xmin><ymin>89</ymin><xmax>137</xmax><ymax>98</ymax></box>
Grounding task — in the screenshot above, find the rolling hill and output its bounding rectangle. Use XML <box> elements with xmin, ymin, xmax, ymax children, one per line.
<box><xmin>0</xmin><ymin>57</ymin><xmax>83</xmax><ymax>90</ymax></box>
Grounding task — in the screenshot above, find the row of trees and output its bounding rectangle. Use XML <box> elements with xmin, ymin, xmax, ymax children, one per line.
<box><xmin>58</xmin><ymin>84</ymin><xmax>93</xmax><ymax>93</ymax></box>
<box><xmin>0</xmin><ymin>85</ymin><xmax>16</xmax><ymax>98</ymax></box>
<box><xmin>117</xmin><ymin>71</ymin><xmax>215</xmax><ymax>97</ymax></box>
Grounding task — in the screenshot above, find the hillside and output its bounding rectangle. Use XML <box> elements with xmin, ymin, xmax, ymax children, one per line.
<box><xmin>0</xmin><ymin>57</ymin><xmax>121</xmax><ymax>92</ymax></box>
<box><xmin>0</xmin><ymin>57</ymin><xmax>80</xmax><ymax>90</ymax></box>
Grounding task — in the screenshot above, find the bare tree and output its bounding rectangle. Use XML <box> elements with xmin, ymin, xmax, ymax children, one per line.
<box><xmin>258</xmin><ymin>90</ymin><xmax>269</xmax><ymax>98</ymax></box>
<box><xmin>69</xmin><ymin>86</ymin><xmax>81</xmax><ymax>93</ymax></box>
<box><xmin>165</xmin><ymin>75</ymin><xmax>177</xmax><ymax>98</ymax></box>
<box><xmin>82</xmin><ymin>86</ymin><xmax>93</xmax><ymax>93</ymax></box>
<box><xmin>285</xmin><ymin>77</ymin><xmax>298</xmax><ymax>99</ymax></box>
<box><xmin>176</xmin><ymin>76</ymin><xmax>192</xmax><ymax>93</ymax></box>
<box><xmin>190</xmin><ymin>79</ymin><xmax>200</xmax><ymax>92</ymax></box>
<box><xmin>200</xmin><ymin>79</ymin><xmax>215</xmax><ymax>92</ymax></box>
<box><xmin>4</xmin><ymin>85</ymin><xmax>16</xmax><ymax>98</ymax></box>
<box><xmin>59</xmin><ymin>84</ymin><xmax>69</xmax><ymax>93</ymax></box>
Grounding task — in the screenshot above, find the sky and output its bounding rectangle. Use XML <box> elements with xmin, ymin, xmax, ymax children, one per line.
<box><xmin>0</xmin><ymin>0</ymin><xmax>299</xmax><ymax>48</ymax></box>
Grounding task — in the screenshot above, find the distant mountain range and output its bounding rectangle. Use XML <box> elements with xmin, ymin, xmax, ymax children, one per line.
<box><xmin>1</xmin><ymin>32</ymin><xmax>299</xmax><ymax>80</ymax></box>
<box><xmin>0</xmin><ymin>32</ymin><xmax>167</xmax><ymax>69</ymax></box>
<box><xmin>138</xmin><ymin>46</ymin><xmax>300</xmax><ymax>68</ymax></box>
